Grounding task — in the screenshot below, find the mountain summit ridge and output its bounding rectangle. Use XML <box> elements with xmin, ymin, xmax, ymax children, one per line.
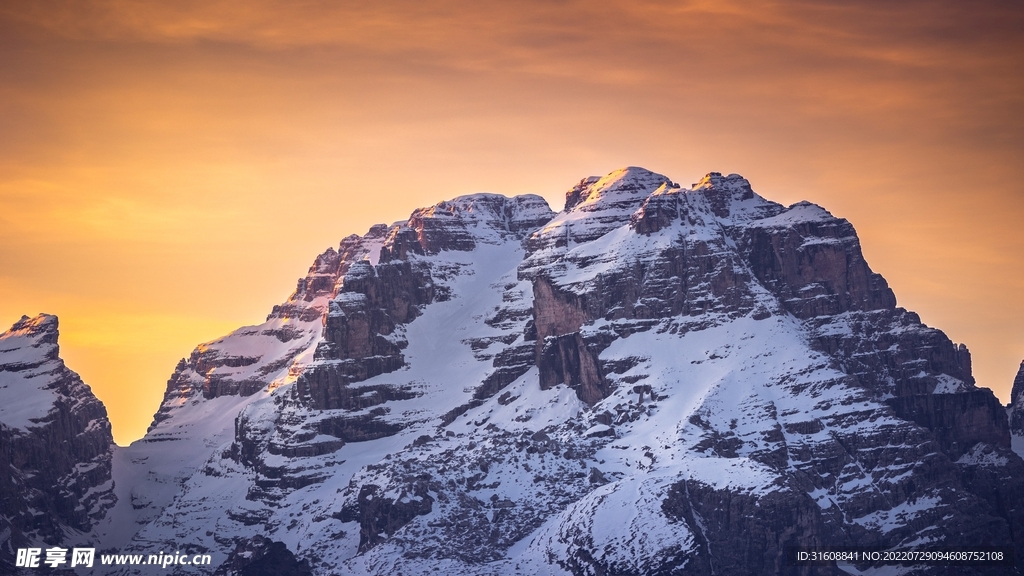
<box><xmin>3</xmin><ymin>167</ymin><xmax>1023</xmax><ymax>575</ymax></box>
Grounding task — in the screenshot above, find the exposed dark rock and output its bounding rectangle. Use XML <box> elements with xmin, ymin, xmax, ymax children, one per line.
<box><xmin>1009</xmin><ymin>360</ymin><xmax>1024</xmax><ymax>433</ymax></box>
<box><xmin>743</xmin><ymin>201</ymin><xmax>897</xmax><ymax>319</ymax></box>
<box><xmin>538</xmin><ymin>333</ymin><xmax>608</xmax><ymax>405</ymax></box>
<box><xmin>356</xmin><ymin>482</ymin><xmax>434</xmax><ymax>553</ymax></box>
<box><xmin>531</xmin><ymin>278</ymin><xmax>609</xmax><ymax>404</ymax></box>
<box><xmin>887</xmin><ymin>390</ymin><xmax>1010</xmax><ymax>459</ymax></box>
<box><xmin>215</xmin><ymin>535</ymin><xmax>312</xmax><ymax>576</ymax></box>
<box><xmin>531</xmin><ymin>277</ymin><xmax>589</xmax><ymax>340</ymax></box>
<box><xmin>297</xmin><ymin>257</ymin><xmax>434</xmax><ymax>410</ymax></box>
<box><xmin>315</xmin><ymin>413</ymin><xmax>405</xmax><ymax>443</ymax></box>
<box><xmin>660</xmin><ymin>481</ymin><xmax>846</xmax><ymax>576</ymax></box>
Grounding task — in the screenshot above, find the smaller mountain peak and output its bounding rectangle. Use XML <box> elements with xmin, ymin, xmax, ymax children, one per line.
<box><xmin>613</xmin><ymin>165</ymin><xmax>665</xmax><ymax>178</ymax></box>
<box><xmin>688</xmin><ymin>171</ymin><xmax>770</xmax><ymax>220</ymax></box>
<box><xmin>377</xmin><ymin>192</ymin><xmax>555</xmax><ymax>260</ymax></box>
<box><xmin>414</xmin><ymin>193</ymin><xmax>513</xmax><ymax>221</ymax></box>
<box><xmin>447</xmin><ymin>192</ymin><xmax>509</xmax><ymax>206</ymax></box>
<box><xmin>411</xmin><ymin>193</ymin><xmax>553</xmax><ymax>228</ymax></box>
<box><xmin>1012</xmin><ymin>360</ymin><xmax>1024</xmax><ymax>405</ymax></box>
<box><xmin>599</xmin><ymin>166</ymin><xmax>673</xmax><ymax>190</ymax></box>
<box><xmin>692</xmin><ymin>172</ymin><xmax>752</xmax><ymax>193</ymax></box>
<box><xmin>365</xmin><ymin>223</ymin><xmax>390</xmax><ymax>238</ymax></box>
<box><xmin>9</xmin><ymin>313</ymin><xmax>59</xmax><ymax>338</ymax></box>
<box><xmin>2</xmin><ymin>314</ymin><xmax>61</xmax><ymax>374</ymax></box>
<box><xmin>564</xmin><ymin>167</ymin><xmax>672</xmax><ymax>212</ymax></box>
<box><xmin>752</xmin><ymin>201</ymin><xmax>835</xmax><ymax>229</ymax></box>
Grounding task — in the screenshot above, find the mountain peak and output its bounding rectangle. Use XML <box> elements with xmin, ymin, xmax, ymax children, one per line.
<box><xmin>692</xmin><ymin>171</ymin><xmax>750</xmax><ymax>192</ymax></box>
<box><xmin>8</xmin><ymin>313</ymin><xmax>59</xmax><ymax>341</ymax></box>
<box><xmin>1</xmin><ymin>313</ymin><xmax>66</xmax><ymax>428</ymax></box>
<box><xmin>564</xmin><ymin>166</ymin><xmax>673</xmax><ymax>212</ymax></box>
<box><xmin>414</xmin><ymin>192</ymin><xmax>553</xmax><ymax>232</ymax></box>
<box><xmin>386</xmin><ymin>192</ymin><xmax>554</xmax><ymax>258</ymax></box>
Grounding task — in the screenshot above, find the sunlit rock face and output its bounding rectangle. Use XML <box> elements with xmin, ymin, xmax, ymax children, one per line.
<box><xmin>8</xmin><ymin>168</ymin><xmax>1023</xmax><ymax>575</ymax></box>
<box><xmin>0</xmin><ymin>314</ymin><xmax>116</xmax><ymax>556</ymax></box>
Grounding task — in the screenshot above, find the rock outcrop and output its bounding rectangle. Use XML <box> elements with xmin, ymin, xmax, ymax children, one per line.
<box><xmin>213</xmin><ymin>535</ymin><xmax>313</xmax><ymax>576</ymax></box>
<box><xmin>0</xmin><ymin>314</ymin><xmax>115</xmax><ymax>558</ymax></box>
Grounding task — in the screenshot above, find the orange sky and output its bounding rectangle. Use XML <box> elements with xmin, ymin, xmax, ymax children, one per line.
<box><xmin>1</xmin><ymin>0</ymin><xmax>1022</xmax><ymax>445</ymax></box>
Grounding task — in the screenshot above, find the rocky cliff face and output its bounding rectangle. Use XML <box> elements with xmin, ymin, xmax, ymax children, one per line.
<box><xmin>0</xmin><ymin>314</ymin><xmax>116</xmax><ymax>560</ymax></box>
<box><xmin>152</xmin><ymin>225</ymin><xmax>389</xmax><ymax>413</ymax></box>
<box><xmin>11</xmin><ymin>168</ymin><xmax>1022</xmax><ymax>575</ymax></box>
<box><xmin>1009</xmin><ymin>361</ymin><xmax>1024</xmax><ymax>435</ymax></box>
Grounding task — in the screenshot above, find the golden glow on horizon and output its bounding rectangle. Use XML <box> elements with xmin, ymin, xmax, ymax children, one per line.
<box><xmin>1</xmin><ymin>1</ymin><xmax>1022</xmax><ymax>445</ymax></box>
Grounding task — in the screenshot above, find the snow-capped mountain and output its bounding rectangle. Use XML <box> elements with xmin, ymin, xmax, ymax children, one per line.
<box><xmin>3</xmin><ymin>167</ymin><xmax>1023</xmax><ymax>575</ymax></box>
<box><xmin>0</xmin><ymin>315</ymin><xmax>116</xmax><ymax>564</ymax></box>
